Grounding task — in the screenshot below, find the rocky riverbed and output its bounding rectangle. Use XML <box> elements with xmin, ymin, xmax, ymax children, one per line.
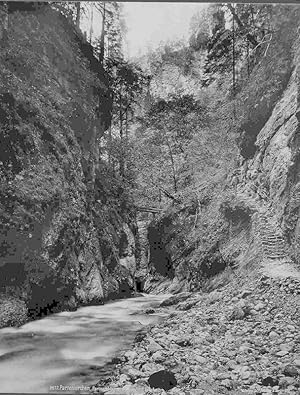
<box><xmin>93</xmin><ymin>270</ymin><xmax>300</xmax><ymax>395</ymax></box>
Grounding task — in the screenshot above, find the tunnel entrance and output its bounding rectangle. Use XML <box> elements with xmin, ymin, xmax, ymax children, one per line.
<box><xmin>148</xmin><ymin>223</ymin><xmax>175</xmax><ymax>279</ymax></box>
<box><xmin>135</xmin><ymin>278</ymin><xmax>145</xmax><ymax>292</ymax></box>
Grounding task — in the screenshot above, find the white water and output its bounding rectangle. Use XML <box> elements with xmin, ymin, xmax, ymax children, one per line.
<box><xmin>0</xmin><ymin>294</ymin><xmax>169</xmax><ymax>393</ymax></box>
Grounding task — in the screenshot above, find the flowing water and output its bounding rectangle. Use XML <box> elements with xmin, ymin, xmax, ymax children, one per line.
<box><xmin>0</xmin><ymin>294</ymin><xmax>169</xmax><ymax>393</ymax></box>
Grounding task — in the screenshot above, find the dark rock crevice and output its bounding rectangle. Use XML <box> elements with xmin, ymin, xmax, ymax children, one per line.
<box><xmin>148</xmin><ymin>222</ymin><xmax>175</xmax><ymax>279</ymax></box>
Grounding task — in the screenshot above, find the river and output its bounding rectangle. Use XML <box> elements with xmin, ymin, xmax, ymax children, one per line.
<box><xmin>0</xmin><ymin>294</ymin><xmax>169</xmax><ymax>393</ymax></box>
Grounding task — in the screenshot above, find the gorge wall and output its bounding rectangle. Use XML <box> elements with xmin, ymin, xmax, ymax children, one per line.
<box><xmin>0</xmin><ymin>4</ymin><xmax>137</xmax><ymax>327</ymax></box>
<box><xmin>142</xmin><ymin>6</ymin><xmax>300</xmax><ymax>293</ymax></box>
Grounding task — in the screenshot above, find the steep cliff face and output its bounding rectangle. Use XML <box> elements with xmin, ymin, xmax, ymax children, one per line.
<box><xmin>0</xmin><ymin>5</ymin><xmax>136</xmax><ymax>327</ymax></box>
<box><xmin>143</xmin><ymin>7</ymin><xmax>300</xmax><ymax>292</ymax></box>
<box><xmin>246</xmin><ymin>33</ymin><xmax>300</xmax><ymax>262</ymax></box>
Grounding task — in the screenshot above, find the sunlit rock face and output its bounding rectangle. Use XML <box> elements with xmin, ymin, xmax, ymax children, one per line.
<box><xmin>0</xmin><ymin>4</ymin><xmax>135</xmax><ymax>326</ymax></box>
<box><xmin>249</xmin><ymin>40</ymin><xmax>300</xmax><ymax>262</ymax></box>
<box><xmin>140</xmin><ymin>12</ymin><xmax>300</xmax><ymax>292</ymax></box>
<box><xmin>119</xmin><ymin>223</ymin><xmax>137</xmax><ymax>279</ymax></box>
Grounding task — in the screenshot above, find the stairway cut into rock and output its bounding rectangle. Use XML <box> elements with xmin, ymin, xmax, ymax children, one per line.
<box><xmin>236</xmin><ymin>189</ymin><xmax>290</xmax><ymax>262</ymax></box>
<box><xmin>256</xmin><ymin>211</ymin><xmax>289</xmax><ymax>261</ymax></box>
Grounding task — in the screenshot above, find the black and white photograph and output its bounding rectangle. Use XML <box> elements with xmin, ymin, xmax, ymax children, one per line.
<box><xmin>0</xmin><ymin>1</ymin><xmax>299</xmax><ymax>394</ymax></box>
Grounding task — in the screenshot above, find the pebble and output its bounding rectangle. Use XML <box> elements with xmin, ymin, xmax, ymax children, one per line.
<box><xmin>148</xmin><ymin>339</ymin><xmax>163</xmax><ymax>353</ymax></box>
<box><xmin>254</xmin><ymin>302</ymin><xmax>265</xmax><ymax>311</ymax></box>
<box><xmin>93</xmin><ymin>274</ymin><xmax>300</xmax><ymax>394</ymax></box>
<box><xmin>276</xmin><ymin>350</ymin><xmax>289</xmax><ymax>357</ymax></box>
<box><xmin>283</xmin><ymin>364</ymin><xmax>299</xmax><ymax>377</ymax></box>
<box><xmin>293</xmin><ymin>358</ymin><xmax>300</xmax><ymax>367</ymax></box>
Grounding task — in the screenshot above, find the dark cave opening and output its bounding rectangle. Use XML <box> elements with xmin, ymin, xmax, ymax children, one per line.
<box><xmin>117</xmin><ymin>280</ymin><xmax>133</xmax><ymax>299</ymax></box>
<box><xmin>135</xmin><ymin>278</ymin><xmax>145</xmax><ymax>292</ymax></box>
<box><xmin>148</xmin><ymin>225</ymin><xmax>175</xmax><ymax>279</ymax></box>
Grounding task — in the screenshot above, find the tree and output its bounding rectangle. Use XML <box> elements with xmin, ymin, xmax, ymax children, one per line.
<box><xmin>189</xmin><ymin>7</ymin><xmax>212</xmax><ymax>51</ymax></box>
<box><xmin>75</xmin><ymin>2</ymin><xmax>81</xmax><ymax>28</ymax></box>
<box><xmin>132</xmin><ymin>94</ymin><xmax>205</xmax><ymax>207</ymax></box>
<box><xmin>0</xmin><ymin>2</ymin><xmax>8</xmax><ymax>45</ymax></box>
<box><xmin>90</xmin><ymin>2</ymin><xmax>125</xmax><ymax>65</ymax></box>
<box><xmin>198</xmin><ymin>4</ymin><xmax>273</xmax><ymax>89</ymax></box>
<box><xmin>52</xmin><ymin>2</ymin><xmax>80</xmax><ymax>24</ymax></box>
<box><xmin>105</xmin><ymin>59</ymin><xmax>147</xmax><ymax>177</ymax></box>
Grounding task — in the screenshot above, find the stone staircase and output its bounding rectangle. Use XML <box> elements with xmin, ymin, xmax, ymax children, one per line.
<box><xmin>235</xmin><ymin>188</ymin><xmax>290</xmax><ymax>262</ymax></box>
<box><xmin>256</xmin><ymin>211</ymin><xmax>288</xmax><ymax>261</ymax></box>
<box><xmin>231</xmin><ymin>180</ymin><xmax>300</xmax><ymax>282</ymax></box>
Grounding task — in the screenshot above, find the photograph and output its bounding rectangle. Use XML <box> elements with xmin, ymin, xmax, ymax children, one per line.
<box><xmin>0</xmin><ymin>1</ymin><xmax>299</xmax><ymax>394</ymax></box>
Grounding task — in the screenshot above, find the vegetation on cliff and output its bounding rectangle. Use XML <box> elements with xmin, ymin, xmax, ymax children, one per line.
<box><xmin>0</xmin><ymin>2</ymin><xmax>146</xmax><ymax>327</ymax></box>
<box><xmin>0</xmin><ymin>2</ymin><xmax>300</xmax><ymax>394</ymax></box>
<box><xmin>128</xmin><ymin>4</ymin><xmax>300</xmax><ymax>291</ymax></box>
<box><xmin>0</xmin><ymin>1</ymin><xmax>299</xmax><ymax>329</ymax></box>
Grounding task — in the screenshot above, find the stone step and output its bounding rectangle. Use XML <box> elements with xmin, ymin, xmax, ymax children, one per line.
<box><xmin>266</xmin><ymin>255</ymin><xmax>287</xmax><ymax>260</ymax></box>
<box><xmin>264</xmin><ymin>252</ymin><xmax>286</xmax><ymax>255</ymax></box>
<box><xmin>260</xmin><ymin>234</ymin><xmax>284</xmax><ymax>240</ymax></box>
<box><xmin>261</xmin><ymin>241</ymin><xmax>285</xmax><ymax>246</ymax></box>
<box><xmin>262</xmin><ymin>240</ymin><xmax>285</xmax><ymax>245</ymax></box>
<box><xmin>263</xmin><ymin>250</ymin><xmax>286</xmax><ymax>254</ymax></box>
<box><xmin>261</xmin><ymin>234</ymin><xmax>284</xmax><ymax>239</ymax></box>
<box><xmin>260</xmin><ymin>233</ymin><xmax>284</xmax><ymax>238</ymax></box>
<box><xmin>263</xmin><ymin>250</ymin><xmax>286</xmax><ymax>255</ymax></box>
<box><xmin>261</xmin><ymin>238</ymin><xmax>284</xmax><ymax>243</ymax></box>
<box><xmin>263</xmin><ymin>246</ymin><xmax>286</xmax><ymax>254</ymax></box>
<box><xmin>261</xmin><ymin>239</ymin><xmax>284</xmax><ymax>243</ymax></box>
<box><xmin>264</xmin><ymin>251</ymin><xmax>286</xmax><ymax>256</ymax></box>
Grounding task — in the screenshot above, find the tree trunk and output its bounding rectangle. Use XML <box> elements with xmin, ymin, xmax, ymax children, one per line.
<box><xmin>247</xmin><ymin>40</ymin><xmax>250</xmax><ymax>77</ymax></box>
<box><xmin>119</xmin><ymin>91</ymin><xmax>123</xmax><ymax>139</ymax></box>
<box><xmin>0</xmin><ymin>2</ymin><xmax>8</xmax><ymax>45</ymax></box>
<box><xmin>108</xmin><ymin>125</ymin><xmax>112</xmax><ymax>166</ymax></box>
<box><xmin>89</xmin><ymin>3</ymin><xmax>93</xmax><ymax>44</ymax></box>
<box><xmin>125</xmin><ymin>107</ymin><xmax>128</xmax><ymax>140</ymax></box>
<box><xmin>227</xmin><ymin>4</ymin><xmax>258</xmax><ymax>47</ymax></box>
<box><xmin>76</xmin><ymin>2</ymin><xmax>81</xmax><ymax>29</ymax></box>
<box><xmin>119</xmin><ymin>90</ymin><xmax>124</xmax><ymax>177</ymax></box>
<box><xmin>164</xmin><ymin>132</ymin><xmax>177</xmax><ymax>194</ymax></box>
<box><xmin>99</xmin><ymin>2</ymin><xmax>106</xmax><ymax>64</ymax></box>
<box><xmin>232</xmin><ymin>12</ymin><xmax>236</xmax><ymax>93</ymax></box>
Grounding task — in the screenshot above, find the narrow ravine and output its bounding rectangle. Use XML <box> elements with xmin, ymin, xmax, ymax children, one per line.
<box><xmin>0</xmin><ymin>294</ymin><xmax>169</xmax><ymax>393</ymax></box>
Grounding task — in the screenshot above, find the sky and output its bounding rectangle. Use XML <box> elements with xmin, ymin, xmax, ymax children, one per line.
<box><xmin>123</xmin><ymin>3</ymin><xmax>206</xmax><ymax>58</ymax></box>
<box><xmin>82</xmin><ymin>2</ymin><xmax>207</xmax><ymax>59</ymax></box>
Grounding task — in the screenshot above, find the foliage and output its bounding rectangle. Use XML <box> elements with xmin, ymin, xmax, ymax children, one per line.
<box><xmin>189</xmin><ymin>6</ymin><xmax>213</xmax><ymax>51</ymax></box>
<box><xmin>91</xmin><ymin>2</ymin><xmax>125</xmax><ymax>63</ymax></box>
<box><xmin>196</xmin><ymin>3</ymin><xmax>273</xmax><ymax>88</ymax></box>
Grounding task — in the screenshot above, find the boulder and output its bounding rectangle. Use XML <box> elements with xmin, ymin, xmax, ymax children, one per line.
<box><xmin>148</xmin><ymin>370</ymin><xmax>177</xmax><ymax>391</ymax></box>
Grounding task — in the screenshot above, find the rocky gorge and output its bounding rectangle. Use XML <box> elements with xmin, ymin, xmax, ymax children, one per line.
<box><xmin>91</xmin><ymin>5</ymin><xmax>300</xmax><ymax>394</ymax></box>
<box><xmin>0</xmin><ymin>3</ymin><xmax>138</xmax><ymax>328</ymax></box>
<box><xmin>0</xmin><ymin>2</ymin><xmax>300</xmax><ymax>395</ymax></box>
<box><xmin>94</xmin><ymin>270</ymin><xmax>300</xmax><ymax>394</ymax></box>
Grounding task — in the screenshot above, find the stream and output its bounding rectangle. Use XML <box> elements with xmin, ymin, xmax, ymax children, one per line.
<box><xmin>0</xmin><ymin>294</ymin><xmax>169</xmax><ymax>393</ymax></box>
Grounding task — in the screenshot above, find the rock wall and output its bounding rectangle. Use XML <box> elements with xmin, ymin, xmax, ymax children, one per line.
<box><xmin>142</xmin><ymin>7</ymin><xmax>300</xmax><ymax>292</ymax></box>
<box><xmin>237</xmin><ymin>22</ymin><xmax>300</xmax><ymax>263</ymax></box>
<box><xmin>0</xmin><ymin>4</ymin><xmax>136</xmax><ymax>327</ymax></box>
